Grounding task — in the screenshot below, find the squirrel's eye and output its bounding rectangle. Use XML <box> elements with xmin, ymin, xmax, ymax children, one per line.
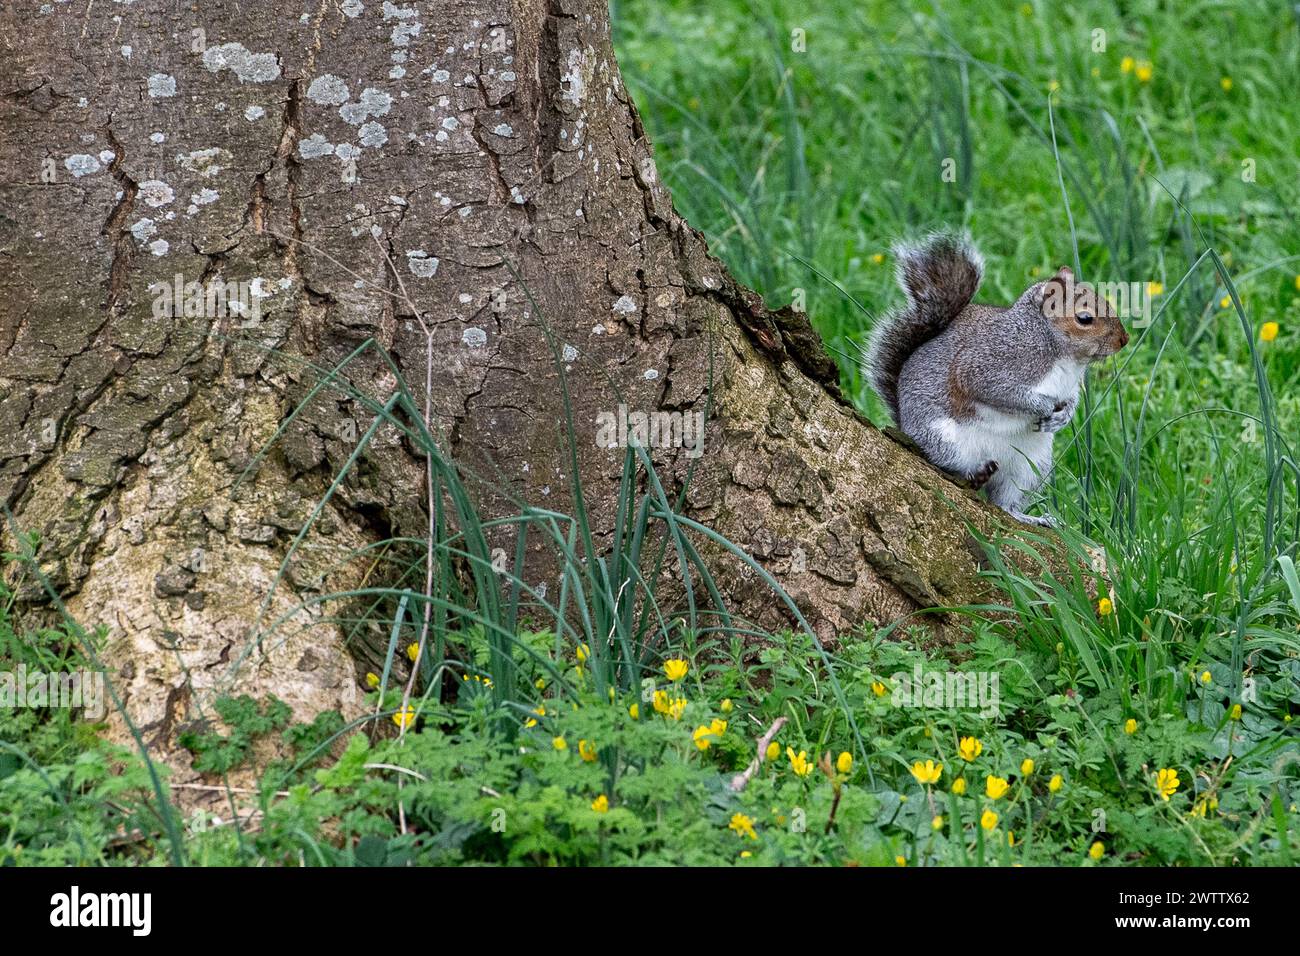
<box><xmin>1076</xmin><ymin>311</ymin><xmax>1094</xmax><ymax>325</ymax></box>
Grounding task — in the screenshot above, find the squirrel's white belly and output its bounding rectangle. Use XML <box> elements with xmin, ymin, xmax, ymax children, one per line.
<box><xmin>934</xmin><ymin>413</ymin><xmax>1052</xmax><ymax>495</ymax></box>
<box><xmin>1033</xmin><ymin>359</ymin><xmax>1087</xmax><ymax>403</ymax></box>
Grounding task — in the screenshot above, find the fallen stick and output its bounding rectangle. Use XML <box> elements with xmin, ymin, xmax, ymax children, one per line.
<box><xmin>729</xmin><ymin>716</ymin><xmax>788</xmax><ymax>792</ymax></box>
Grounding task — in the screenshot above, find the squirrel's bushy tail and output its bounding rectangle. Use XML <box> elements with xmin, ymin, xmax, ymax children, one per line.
<box><xmin>865</xmin><ymin>233</ymin><xmax>983</xmax><ymax>423</ymax></box>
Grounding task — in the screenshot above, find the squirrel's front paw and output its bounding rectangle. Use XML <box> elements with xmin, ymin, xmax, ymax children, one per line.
<box><xmin>1036</xmin><ymin>399</ymin><xmax>1077</xmax><ymax>434</ymax></box>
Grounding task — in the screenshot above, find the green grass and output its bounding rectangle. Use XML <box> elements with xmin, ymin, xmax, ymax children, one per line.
<box><xmin>3</xmin><ymin>0</ymin><xmax>1299</xmax><ymax>866</ymax></box>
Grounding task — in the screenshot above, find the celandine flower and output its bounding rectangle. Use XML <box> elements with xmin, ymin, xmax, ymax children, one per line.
<box><xmin>980</xmin><ymin>809</ymin><xmax>998</xmax><ymax>830</ymax></box>
<box><xmin>729</xmin><ymin>813</ymin><xmax>757</xmax><ymax>840</ymax></box>
<box><xmin>664</xmin><ymin>658</ymin><xmax>689</xmax><ymax>682</ymax></box>
<box><xmin>1156</xmin><ymin>768</ymin><xmax>1181</xmax><ymax>800</ymax></box>
<box><xmin>985</xmin><ymin>776</ymin><xmax>1010</xmax><ymax>800</ymax></box>
<box><xmin>911</xmin><ymin>760</ymin><xmax>942</xmax><ymax>785</ymax></box>
<box><xmin>836</xmin><ymin>752</ymin><xmax>853</xmax><ymax>774</ymax></box>
<box><xmin>591</xmin><ymin>794</ymin><xmax>609</xmax><ymax>813</ymax></box>
<box><xmin>959</xmin><ymin>736</ymin><xmax>983</xmax><ymax>761</ymax></box>
<box><xmin>787</xmin><ymin>747</ymin><xmax>813</xmax><ymax>777</ymax></box>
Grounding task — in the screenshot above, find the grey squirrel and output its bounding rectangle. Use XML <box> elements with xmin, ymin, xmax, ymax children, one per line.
<box><xmin>865</xmin><ymin>234</ymin><xmax>1129</xmax><ymax>527</ymax></box>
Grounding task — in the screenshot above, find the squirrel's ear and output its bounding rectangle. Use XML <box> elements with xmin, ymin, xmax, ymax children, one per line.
<box><xmin>1036</xmin><ymin>269</ymin><xmax>1072</xmax><ymax>317</ymax></box>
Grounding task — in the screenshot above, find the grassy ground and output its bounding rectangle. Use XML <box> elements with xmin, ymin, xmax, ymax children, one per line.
<box><xmin>3</xmin><ymin>0</ymin><xmax>1299</xmax><ymax>866</ymax></box>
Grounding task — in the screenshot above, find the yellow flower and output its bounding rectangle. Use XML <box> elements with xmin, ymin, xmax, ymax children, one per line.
<box><xmin>985</xmin><ymin>775</ymin><xmax>1010</xmax><ymax>800</ymax></box>
<box><xmin>1156</xmin><ymin>768</ymin><xmax>1181</xmax><ymax>801</ymax></box>
<box><xmin>1220</xmin><ymin>76</ymin><xmax>1233</xmax><ymax>92</ymax></box>
<box><xmin>1295</xmin><ymin>275</ymin><xmax>1300</xmax><ymax>291</ymax></box>
<box><xmin>693</xmin><ymin>725</ymin><xmax>714</xmax><ymax>751</ymax></box>
<box><xmin>1135</xmin><ymin>61</ymin><xmax>1153</xmax><ymax>82</ymax></box>
<box><xmin>1260</xmin><ymin>322</ymin><xmax>1279</xmax><ymax>342</ymax></box>
<box><xmin>591</xmin><ymin>794</ymin><xmax>609</xmax><ymax>813</ymax></box>
<box><xmin>958</xmin><ymin>736</ymin><xmax>983</xmax><ymax>761</ymax></box>
<box><xmin>1019</xmin><ymin>3</ymin><xmax>1033</xmax><ymax>16</ymax></box>
<box><xmin>578</xmin><ymin>739</ymin><xmax>598</xmax><ymax>762</ymax></box>
<box><xmin>870</xmin><ymin>680</ymin><xmax>887</xmax><ymax>697</ymax></box>
<box><xmin>729</xmin><ymin>812</ymin><xmax>757</xmax><ymax>840</ymax></box>
<box><xmin>952</xmin><ymin>777</ymin><xmax>967</xmax><ymax>795</ymax></box>
<box><xmin>534</xmin><ymin>677</ymin><xmax>546</xmax><ymax>690</ymax></box>
<box><xmin>364</xmin><ymin>672</ymin><xmax>380</xmax><ymax>689</ymax></box>
<box><xmin>1020</xmin><ymin>758</ymin><xmax>1035</xmax><ymax>776</ymax></box>
<box><xmin>1200</xmin><ymin>670</ymin><xmax>1212</xmax><ymax>686</ymax></box>
<box><xmin>787</xmin><ymin>747</ymin><xmax>813</xmax><ymax>777</ymax></box>
<box><xmin>911</xmin><ymin>759</ymin><xmax>943</xmax><ymax>785</ymax></box>
<box><xmin>1089</xmin><ymin>841</ymin><xmax>1104</xmax><ymax>860</ymax></box>
<box><xmin>1120</xmin><ymin>56</ymin><xmax>1135</xmax><ymax>73</ymax></box>
<box><xmin>652</xmin><ymin>690</ymin><xmax>669</xmax><ymax>715</ymax></box>
<box><xmin>552</xmin><ymin>736</ymin><xmax>567</xmax><ymax>751</ymax></box>
<box><xmin>1007</xmin><ymin>831</ymin><xmax>1015</xmax><ymax>847</ymax></box>
<box><xmin>980</xmin><ymin>809</ymin><xmax>998</xmax><ymax>831</ymax></box>
<box><xmin>739</xmin><ymin>850</ymin><xmax>751</xmax><ymax>858</ymax></box>
<box><xmin>1145</xmin><ymin>282</ymin><xmax>1163</xmax><ymax>297</ymax></box>
<box><xmin>576</xmin><ymin>643</ymin><xmax>590</xmax><ymax>662</ymax></box>
<box><xmin>870</xmin><ymin>253</ymin><xmax>885</xmax><ymax>266</ymax></box>
<box><xmin>1229</xmin><ymin>703</ymin><xmax>1242</xmax><ymax>721</ymax></box>
<box><xmin>765</xmin><ymin>740</ymin><xmax>780</xmax><ymax>761</ymax></box>
<box><xmin>664</xmin><ymin>658</ymin><xmax>689</xmax><ymax>682</ymax></box>
<box><xmin>1049</xmin><ymin>774</ymin><xmax>1063</xmax><ymax>793</ymax></box>
<box><xmin>1048</xmin><ymin>79</ymin><xmax>1060</xmax><ymax>93</ymax></box>
<box><xmin>932</xmin><ymin>815</ymin><xmax>944</xmax><ymax>831</ymax></box>
<box><xmin>1124</xmin><ymin>718</ymin><xmax>1137</xmax><ymax>735</ymax></box>
<box><xmin>1098</xmin><ymin>597</ymin><xmax>1114</xmax><ymax>616</ymax></box>
<box><xmin>836</xmin><ymin>751</ymin><xmax>853</xmax><ymax>774</ymax></box>
<box><xmin>711</xmin><ymin>718</ymin><xmax>728</xmax><ymax>736</ymax></box>
<box><xmin>720</xmin><ymin>698</ymin><xmax>733</xmax><ymax>714</ymax></box>
<box><xmin>524</xmin><ymin>704</ymin><xmax>546</xmax><ymax>728</ymax></box>
<box><xmin>895</xmin><ymin>855</ymin><xmax>907</xmax><ymax>867</ymax></box>
<box><xmin>392</xmin><ymin>706</ymin><xmax>415</xmax><ymax>729</ymax></box>
<box><xmin>668</xmin><ymin>697</ymin><xmax>686</xmax><ymax>721</ymax></box>
<box><xmin>406</xmin><ymin>642</ymin><xmax>419</xmax><ymax>662</ymax></box>
<box><xmin>628</xmin><ymin>703</ymin><xmax>639</xmax><ymax>720</ymax></box>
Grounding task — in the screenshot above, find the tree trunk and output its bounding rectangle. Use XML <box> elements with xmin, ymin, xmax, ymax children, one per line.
<box><xmin>1</xmin><ymin>0</ymin><xmax>1004</xmax><ymax>773</ymax></box>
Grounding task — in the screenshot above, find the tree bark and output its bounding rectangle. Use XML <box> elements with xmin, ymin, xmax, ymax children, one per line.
<box><xmin>1</xmin><ymin>0</ymin><xmax>1004</xmax><ymax>772</ymax></box>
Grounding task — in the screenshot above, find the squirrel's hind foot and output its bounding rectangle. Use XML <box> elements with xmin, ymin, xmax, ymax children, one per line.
<box><xmin>1007</xmin><ymin>509</ymin><xmax>1057</xmax><ymax>529</ymax></box>
<box><xmin>966</xmin><ymin>460</ymin><xmax>999</xmax><ymax>490</ymax></box>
